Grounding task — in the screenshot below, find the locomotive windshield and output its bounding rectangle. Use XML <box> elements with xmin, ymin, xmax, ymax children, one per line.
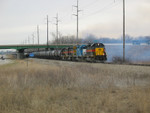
<box><xmin>91</xmin><ymin>43</ymin><xmax>104</xmax><ymax>47</ymax></box>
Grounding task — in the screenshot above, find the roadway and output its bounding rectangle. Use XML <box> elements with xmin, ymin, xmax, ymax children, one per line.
<box><xmin>0</xmin><ymin>44</ymin><xmax>76</xmax><ymax>50</ymax></box>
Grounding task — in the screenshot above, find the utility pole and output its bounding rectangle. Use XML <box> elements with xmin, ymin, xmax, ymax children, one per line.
<box><xmin>37</xmin><ymin>25</ymin><xmax>40</xmax><ymax>45</ymax></box>
<box><xmin>54</xmin><ymin>13</ymin><xmax>60</xmax><ymax>45</ymax></box>
<box><xmin>123</xmin><ymin>0</ymin><xmax>125</xmax><ymax>62</ymax></box>
<box><xmin>25</xmin><ymin>39</ymin><xmax>27</xmax><ymax>45</ymax></box>
<box><xmin>32</xmin><ymin>33</ymin><xmax>35</xmax><ymax>44</ymax></box>
<box><xmin>28</xmin><ymin>36</ymin><xmax>30</xmax><ymax>44</ymax></box>
<box><xmin>46</xmin><ymin>15</ymin><xmax>49</xmax><ymax>49</ymax></box>
<box><xmin>73</xmin><ymin>0</ymin><xmax>82</xmax><ymax>45</ymax></box>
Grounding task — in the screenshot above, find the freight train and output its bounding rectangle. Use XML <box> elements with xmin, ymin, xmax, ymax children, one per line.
<box><xmin>29</xmin><ymin>43</ymin><xmax>107</xmax><ymax>62</ymax></box>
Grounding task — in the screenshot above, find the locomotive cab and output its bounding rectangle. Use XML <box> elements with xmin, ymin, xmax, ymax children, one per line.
<box><xmin>94</xmin><ymin>43</ymin><xmax>107</xmax><ymax>60</ymax></box>
<box><xmin>86</xmin><ymin>43</ymin><xmax>107</xmax><ymax>61</ymax></box>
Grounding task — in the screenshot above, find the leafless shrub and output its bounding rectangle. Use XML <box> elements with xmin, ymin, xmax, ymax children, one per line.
<box><xmin>112</xmin><ymin>56</ymin><xmax>131</xmax><ymax>64</ymax></box>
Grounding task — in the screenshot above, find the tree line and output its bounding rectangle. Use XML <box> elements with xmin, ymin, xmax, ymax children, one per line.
<box><xmin>50</xmin><ymin>33</ymin><xmax>150</xmax><ymax>44</ymax></box>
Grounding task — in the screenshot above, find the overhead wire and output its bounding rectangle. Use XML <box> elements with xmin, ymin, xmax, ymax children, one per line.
<box><xmin>61</xmin><ymin>0</ymin><xmax>120</xmax><ymax>23</ymax></box>
<box><xmin>81</xmin><ymin>0</ymin><xmax>100</xmax><ymax>9</ymax></box>
<box><xmin>56</xmin><ymin>0</ymin><xmax>122</xmax><ymax>34</ymax></box>
<box><xmin>80</xmin><ymin>0</ymin><xmax>122</xmax><ymax>19</ymax></box>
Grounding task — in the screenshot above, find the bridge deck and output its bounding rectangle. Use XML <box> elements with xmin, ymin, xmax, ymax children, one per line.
<box><xmin>0</xmin><ymin>44</ymin><xmax>76</xmax><ymax>50</ymax></box>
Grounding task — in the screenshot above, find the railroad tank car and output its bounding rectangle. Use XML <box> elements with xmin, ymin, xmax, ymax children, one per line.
<box><xmin>61</xmin><ymin>48</ymin><xmax>69</xmax><ymax>60</ymax></box>
<box><xmin>54</xmin><ymin>49</ymin><xmax>62</xmax><ymax>59</ymax></box>
<box><xmin>68</xmin><ymin>47</ymin><xmax>74</xmax><ymax>60</ymax></box>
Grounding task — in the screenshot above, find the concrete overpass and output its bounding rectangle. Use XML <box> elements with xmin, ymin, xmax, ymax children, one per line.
<box><xmin>0</xmin><ymin>44</ymin><xmax>75</xmax><ymax>59</ymax></box>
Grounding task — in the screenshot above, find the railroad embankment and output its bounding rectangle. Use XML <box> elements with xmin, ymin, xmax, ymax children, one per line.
<box><xmin>0</xmin><ymin>59</ymin><xmax>150</xmax><ymax>113</ymax></box>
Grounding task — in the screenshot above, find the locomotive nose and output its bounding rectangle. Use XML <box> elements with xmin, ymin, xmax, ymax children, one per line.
<box><xmin>95</xmin><ymin>48</ymin><xmax>103</xmax><ymax>56</ymax></box>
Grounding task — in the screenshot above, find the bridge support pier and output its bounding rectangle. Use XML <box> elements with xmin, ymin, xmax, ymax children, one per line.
<box><xmin>17</xmin><ymin>49</ymin><xmax>25</xmax><ymax>59</ymax></box>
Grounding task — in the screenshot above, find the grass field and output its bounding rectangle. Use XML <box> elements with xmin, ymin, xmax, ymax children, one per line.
<box><xmin>0</xmin><ymin>59</ymin><xmax>150</xmax><ymax>113</ymax></box>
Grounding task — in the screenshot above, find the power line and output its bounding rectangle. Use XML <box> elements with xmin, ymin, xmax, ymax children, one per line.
<box><xmin>37</xmin><ymin>25</ymin><xmax>40</xmax><ymax>45</ymax></box>
<box><xmin>28</xmin><ymin>36</ymin><xmax>30</xmax><ymax>44</ymax></box>
<box><xmin>73</xmin><ymin>0</ymin><xmax>82</xmax><ymax>45</ymax></box>
<box><xmin>81</xmin><ymin>0</ymin><xmax>99</xmax><ymax>9</ymax></box>
<box><xmin>32</xmin><ymin>33</ymin><xmax>35</xmax><ymax>44</ymax></box>
<box><xmin>60</xmin><ymin>0</ymin><xmax>120</xmax><ymax>36</ymax></box>
<box><xmin>81</xmin><ymin>0</ymin><xmax>121</xmax><ymax>19</ymax></box>
<box><xmin>46</xmin><ymin>15</ymin><xmax>49</xmax><ymax>49</ymax></box>
<box><xmin>123</xmin><ymin>0</ymin><xmax>126</xmax><ymax>62</ymax></box>
<box><xmin>54</xmin><ymin>13</ymin><xmax>60</xmax><ymax>45</ymax></box>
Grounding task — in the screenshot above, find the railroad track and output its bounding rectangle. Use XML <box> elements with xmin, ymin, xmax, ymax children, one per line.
<box><xmin>29</xmin><ymin>58</ymin><xmax>150</xmax><ymax>67</ymax></box>
<box><xmin>104</xmin><ymin>62</ymin><xmax>150</xmax><ymax>67</ymax></box>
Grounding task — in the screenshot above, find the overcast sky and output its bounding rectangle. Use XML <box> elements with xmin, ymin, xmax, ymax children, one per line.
<box><xmin>0</xmin><ymin>0</ymin><xmax>150</xmax><ymax>45</ymax></box>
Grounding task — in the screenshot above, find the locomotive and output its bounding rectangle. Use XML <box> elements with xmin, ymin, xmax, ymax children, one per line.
<box><xmin>30</xmin><ymin>43</ymin><xmax>107</xmax><ymax>62</ymax></box>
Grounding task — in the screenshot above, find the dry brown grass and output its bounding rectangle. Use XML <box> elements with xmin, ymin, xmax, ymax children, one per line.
<box><xmin>0</xmin><ymin>59</ymin><xmax>150</xmax><ymax>113</ymax></box>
